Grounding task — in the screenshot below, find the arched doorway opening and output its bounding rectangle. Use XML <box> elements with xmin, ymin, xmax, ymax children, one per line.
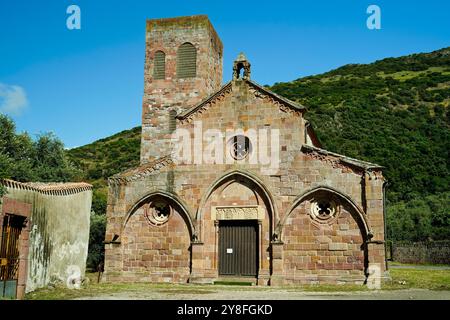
<box><xmin>197</xmin><ymin>171</ymin><xmax>276</xmax><ymax>284</ymax></box>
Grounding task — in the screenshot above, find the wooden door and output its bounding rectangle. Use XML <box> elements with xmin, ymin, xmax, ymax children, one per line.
<box><xmin>219</xmin><ymin>220</ymin><xmax>258</xmax><ymax>277</ymax></box>
<box><xmin>0</xmin><ymin>214</ymin><xmax>24</xmax><ymax>299</ymax></box>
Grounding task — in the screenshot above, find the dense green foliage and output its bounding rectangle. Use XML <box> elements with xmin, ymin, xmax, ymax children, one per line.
<box><xmin>387</xmin><ymin>192</ymin><xmax>450</xmax><ymax>241</ymax></box>
<box><xmin>0</xmin><ymin>114</ymin><xmax>81</xmax><ymax>186</ymax></box>
<box><xmin>66</xmin><ymin>127</ymin><xmax>141</xmax><ymax>267</ymax></box>
<box><xmin>86</xmin><ymin>212</ymin><xmax>107</xmax><ymax>270</ymax></box>
<box><xmin>0</xmin><ymin>114</ymin><xmax>107</xmax><ymax>265</ymax></box>
<box><xmin>66</xmin><ymin>47</ymin><xmax>450</xmax><ymax>242</ymax></box>
<box><xmin>270</xmin><ymin>48</ymin><xmax>450</xmax><ymax>203</ymax></box>
<box><xmin>269</xmin><ymin>47</ymin><xmax>450</xmax><ymax>241</ymax></box>
<box><xmin>67</xmin><ymin>126</ymin><xmax>141</xmax><ymax>189</ymax></box>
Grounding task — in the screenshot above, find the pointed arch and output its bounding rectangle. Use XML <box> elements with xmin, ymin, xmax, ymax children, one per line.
<box><xmin>120</xmin><ymin>190</ymin><xmax>195</xmax><ymax>240</ymax></box>
<box><xmin>196</xmin><ymin>169</ymin><xmax>279</xmax><ymax>232</ymax></box>
<box><xmin>278</xmin><ymin>185</ymin><xmax>371</xmax><ymax>240</ymax></box>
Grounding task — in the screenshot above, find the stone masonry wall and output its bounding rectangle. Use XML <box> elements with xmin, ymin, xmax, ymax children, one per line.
<box><xmin>105</xmin><ymin>16</ymin><xmax>386</xmax><ymax>285</ymax></box>
<box><xmin>104</xmin><ymin>78</ymin><xmax>384</xmax><ymax>284</ymax></box>
<box><xmin>107</xmin><ymin>203</ymin><xmax>191</xmax><ymax>283</ymax></box>
<box><xmin>141</xmin><ymin>15</ymin><xmax>223</xmax><ymax>163</ymax></box>
<box><xmin>392</xmin><ymin>241</ymin><xmax>450</xmax><ymax>265</ymax></box>
<box><xmin>283</xmin><ymin>200</ymin><xmax>365</xmax><ymax>284</ymax></box>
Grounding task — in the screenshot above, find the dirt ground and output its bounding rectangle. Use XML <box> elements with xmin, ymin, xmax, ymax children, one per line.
<box><xmin>75</xmin><ymin>288</ymin><xmax>450</xmax><ymax>300</ymax></box>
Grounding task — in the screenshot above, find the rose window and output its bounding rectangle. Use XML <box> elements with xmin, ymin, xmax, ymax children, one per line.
<box><xmin>310</xmin><ymin>198</ymin><xmax>338</xmax><ymax>223</ymax></box>
<box><xmin>144</xmin><ymin>199</ymin><xmax>172</xmax><ymax>226</ymax></box>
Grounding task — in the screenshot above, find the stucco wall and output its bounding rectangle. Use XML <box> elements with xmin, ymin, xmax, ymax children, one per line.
<box><xmin>2</xmin><ymin>184</ymin><xmax>91</xmax><ymax>293</ymax></box>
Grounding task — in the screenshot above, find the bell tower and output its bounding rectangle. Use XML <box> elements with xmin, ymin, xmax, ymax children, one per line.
<box><xmin>141</xmin><ymin>15</ymin><xmax>223</xmax><ymax>164</ymax></box>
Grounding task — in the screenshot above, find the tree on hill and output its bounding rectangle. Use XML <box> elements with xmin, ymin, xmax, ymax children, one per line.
<box><xmin>0</xmin><ymin>114</ymin><xmax>81</xmax><ymax>186</ymax></box>
<box><xmin>65</xmin><ymin>47</ymin><xmax>450</xmax><ymax>243</ymax></box>
<box><xmin>0</xmin><ymin>114</ymin><xmax>105</xmax><ymax>269</ymax></box>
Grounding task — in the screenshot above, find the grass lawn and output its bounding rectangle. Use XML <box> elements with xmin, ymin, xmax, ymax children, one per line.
<box><xmin>389</xmin><ymin>261</ymin><xmax>450</xmax><ymax>268</ymax></box>
<box><xmin>23</xmin><ymin>266</ymin><xmax>450</xmax><ymax>300</ymax></box>
<box><xmin>383</xmin><ymin>267</ymin><xmax>450</xmax><ymax>291</ymax></box>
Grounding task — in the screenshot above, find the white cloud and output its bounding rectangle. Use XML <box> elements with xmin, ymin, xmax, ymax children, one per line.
<box><xmin>0</xmin><ymin>83</ymin><xmax>29</xmax><ymax>115</ymax></box>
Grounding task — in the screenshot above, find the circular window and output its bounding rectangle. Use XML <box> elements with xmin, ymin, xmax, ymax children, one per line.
<box><xmin>144</xmin><ymin>199</ymin><xmax>172</xmax><ymax>226</ymax></box>
<box><xmin>228</xmin><ymin>135</ymin><xmax>252</xmax><ymax>160</ymax></box>
<box><xmin>310</xmin><ymin>198</ymin><xmax>338</xmax><ymax>224</ymax></box>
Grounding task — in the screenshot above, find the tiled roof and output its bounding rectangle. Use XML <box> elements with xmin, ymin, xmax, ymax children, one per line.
<box><xmin>246</xmin><ymin>80</ymin><xmax>306</xmax><ymax>112</ymax></box>
<box><xmin>2</xmin><ymin>179</ymin><xmax>92</xmax><ymax>196</ymax></box>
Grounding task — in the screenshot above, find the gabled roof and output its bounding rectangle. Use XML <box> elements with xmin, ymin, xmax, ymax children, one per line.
<box><xmin>176</xmin><ymin>79</ymin><xmax>306</xmax><ymax>122</ymax></box>
<box><xmin>301</xmin><ymin>145</ymin><xmax>383</xmax><ymax>170</ymax></box>
<box><xmin>177</xmin><ymin>82</ymin><xmax>233</xmax><ymax>120</ymax></box>
<box><xmin>246</xmin><ymin>79</ymin><xmax>306</xmax><ymax>112</ymax></box>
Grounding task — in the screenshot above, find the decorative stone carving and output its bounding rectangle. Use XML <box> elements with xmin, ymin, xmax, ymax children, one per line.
<box><xmin>309</xmin><ymin>197</ymin><xmax>339</xmax><ymax>225</ymax></box>
<box><xmin>211</xmin><ymin>206</ymin><xmax>264</xmax><ymax>220</ymax></box>
<box><xmin>181</xmin><ymin>85</ymin><xmax>233</xmax><ymax>124</ymax></box>
<box><xmin>304</xmin><ymin>151</ymin><xmax>362</xmax><ymax>175</ymax></box>
<box><xmin>144</xmin><ymin>199</ymin><xmax>172</xmax><ymax>226</ymax></box>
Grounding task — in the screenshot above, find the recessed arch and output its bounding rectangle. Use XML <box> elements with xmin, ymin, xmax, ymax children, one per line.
<box><xmin>153</xmin><ymin>50</ymin><xmax>166</xmax><ymax>79</ymax></box>
<box><xmin>120</xmin><ymin>190</ymin><xmax>195</xmax><ymax>240</ymax></box>
<box><xmin>278</xmin><ymin>185</ymin><xmax>371</xmax><ymax>240</ymax></box>
<box><xmin>196</xmin><ymin>169</ymin><xmax>279</xmax><ymax>238</ymax></box>
<box><xmin>177</xmin><ymin>42</ymin><xmax>197</xmax><ymax>78</ymax></box>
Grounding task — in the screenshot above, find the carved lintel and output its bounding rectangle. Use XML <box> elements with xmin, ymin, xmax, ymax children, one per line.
<box><xmin>211</xmin><ymin>205</ymin><xmax>264</xmax><ymax>220</ymax></box>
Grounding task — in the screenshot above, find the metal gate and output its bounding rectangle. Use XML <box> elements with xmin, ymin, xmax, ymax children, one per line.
<box><xmin>0</xmin><ymin>214</ymin><xmax>24</xmax><ymax>299</ymax></box>
<box><xmin>219</xmin><ymin>220</ymin><xmax>258</xmax><ymax>277</ymax></box>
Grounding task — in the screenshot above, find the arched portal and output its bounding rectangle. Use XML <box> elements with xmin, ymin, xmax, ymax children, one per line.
<box><xmin>196</xmin><ymin>170</ymin><xmax>276</xmax><ymax>283</ymax></box>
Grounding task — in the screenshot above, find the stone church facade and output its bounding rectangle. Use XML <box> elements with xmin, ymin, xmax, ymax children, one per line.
<box><xmin>104</xmin><ymin>15</ymin><xmax>387</xmax><ymax>285</ymax></box>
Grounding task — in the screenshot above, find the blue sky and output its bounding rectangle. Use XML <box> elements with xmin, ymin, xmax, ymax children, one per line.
<box><xmin>0</xmin><ymin>1</ymin><xmax>449</xmax><ymax>148</ymax></box>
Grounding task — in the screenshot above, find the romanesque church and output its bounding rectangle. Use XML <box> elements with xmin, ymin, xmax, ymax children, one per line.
<box><xmin>104</xmin><ymin>15</ymin><xmax>387</xmax><ymax>285</ymax></box>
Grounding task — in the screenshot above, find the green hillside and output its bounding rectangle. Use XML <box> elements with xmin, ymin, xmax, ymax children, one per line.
<box><xmin>66</xmin><ymin>126</ymin><xmax>141</xmax><ymax>214</ymax></box>
<box><xmin>67</xmin><ymin>47</ymin><xmax>450</xmax><ymax>241</ymax></box>
<box><xmin>271</xmin><ymin>47</ymin><xmax>450</xmax><ymax>203</ymax></box>
<box><xmin>67</xmin><ymin>126</ymin><xmax>141</xmax><ymax>188</ymax></box>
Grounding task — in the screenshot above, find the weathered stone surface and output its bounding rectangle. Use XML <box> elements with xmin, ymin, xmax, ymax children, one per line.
<box><xmin>104</xmin><ymin>15</ymin><xmax>387</xmax><ymax>286</ymax></box>
<box><xmin>1</xmin><ymin>179</ymin><xmax>92</xmax><ymax>296</ymax></box>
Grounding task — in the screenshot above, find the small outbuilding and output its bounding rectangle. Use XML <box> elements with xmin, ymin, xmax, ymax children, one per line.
<box><xmin>0</xmin><ymin>179</ymin><xmax>92</xmax><ymax>299</ymax></box>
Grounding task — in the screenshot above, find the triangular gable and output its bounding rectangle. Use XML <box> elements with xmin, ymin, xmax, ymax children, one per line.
<box><xmin>176</xmin><ymin>79</ymin><xmax>306</xmax><ymax>123</ymax></box>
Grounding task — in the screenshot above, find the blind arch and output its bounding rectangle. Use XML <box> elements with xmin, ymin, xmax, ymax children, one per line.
<box><xmin>153</xmin><ymin>50</ymin><xmax>166</xmax><ymax>80</ymax></box>
<box><xmin>177</xmin><ymin>43</ymin><xmax>197</xmax><ymax>78</ymax></box>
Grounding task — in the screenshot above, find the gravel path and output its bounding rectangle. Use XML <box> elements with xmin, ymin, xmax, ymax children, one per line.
<box><xmin>76</xmin><ymin>288</ymin><xmax>450</xmax><ymax>300</ymax></box>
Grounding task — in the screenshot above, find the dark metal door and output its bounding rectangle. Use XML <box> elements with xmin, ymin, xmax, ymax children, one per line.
<box><xmin>0</xmin><ymin>214</ymin><xmax>23</xmax><ymax>299</ymax></box>
<box><xmin>219</xmin><ymin>220</ymin><xmax>258</xmax><ymax>277</ymax></box>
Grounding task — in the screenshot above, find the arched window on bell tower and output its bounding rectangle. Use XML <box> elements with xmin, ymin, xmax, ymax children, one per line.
<box><xmin>177</xmin><ymin>43</ymin><xmax>197</xmax><ymax>78</ymax></box>
<box><xmin>153</xmin><ymin>50</ymin><xmax>166</xmax><ymax>80</ymax></box>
